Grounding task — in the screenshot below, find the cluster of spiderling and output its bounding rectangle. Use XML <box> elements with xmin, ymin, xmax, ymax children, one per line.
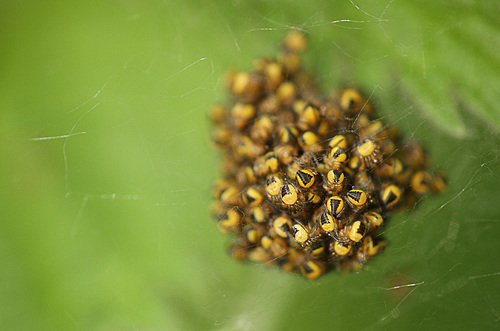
<box><xmin>210</xmin><ymin>31</ymin><xmax>446</xmax><ymax>279</ymax></box>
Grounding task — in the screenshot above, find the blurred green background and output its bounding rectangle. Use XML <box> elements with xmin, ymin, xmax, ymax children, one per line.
<box><xmin>1</xmin><ymin>0</ymin><xmax>499</xmax><ymax>330</ymax></box>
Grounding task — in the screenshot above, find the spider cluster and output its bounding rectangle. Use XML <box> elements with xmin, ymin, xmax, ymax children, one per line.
<box><xmin>210</xmin><ymin>31</ymin><xmax>446</xmax><ymax>279</ymax></box>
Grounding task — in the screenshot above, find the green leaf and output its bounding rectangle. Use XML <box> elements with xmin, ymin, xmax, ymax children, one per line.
<box><xmin>1</xmin><ymin>0</ymin><xmax>499</xmax><ymax>330</ymax></box>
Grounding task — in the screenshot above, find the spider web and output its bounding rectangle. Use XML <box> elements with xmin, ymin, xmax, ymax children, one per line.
<box><xmin>3</xmin><ymin>0</ymin><xmax>500</xmax><ymax>329</ymax></box>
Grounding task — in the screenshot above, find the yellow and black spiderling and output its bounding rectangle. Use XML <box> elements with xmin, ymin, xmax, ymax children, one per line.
<box><xmin>356</xmin><ymin>139</ymin><xmax>382</xmax><ymax>168</ymax></box>
<box><xmin>325</xmin><ymin>146</ymin><xmax>348</xmax><ymax>170</ymax></box>
<box><xmin>326</xmin><ymin>195</ymin><xmax>346</xmax><ymax>218</ymax></box>
<box><xmin>265</xmin><ymin>174</ymin><xmax>283</xmax><ymax>199</ymax></box>
<box><xmin>381</xmin><ymin>184</ymin><xmax>402</xmax><ymax>208</ymax></box>
<box><xmin>210</xmin><ymin>31</ymin><xmax>446</xmax><ymax>279</ymax></box>
<box><xmin>306</xmin><ymin>191</ymin><xmax>321</xmax><ymax>204</ymax></box>
<box><xmin>308</xmin><ymin>241</ymin><xmax>326</xmax><ymax>258</ymax></box>
<box><xmin>249</xmin><ymin>205</ymin><xmax>268</xmax><ymax>224</ymax></box>
<box><xmin>346</xmin><ymin>189</ymin><xmax>368</xmax><ymax>209</ymax></box>
<box><xmin>280</xmin><ymin>183</ymin><xmax>299</xmax><ymax>206</ymax></box>
<box><xmin>328</xmin><ymin>134</ymin><xmax>349</xmax><ymax>150</ymax></box>
<box><xmin>319</xmin><ymin>211</ymin><xmax>337</xmax><ymax>233</ymax></box>
<box><xmin>325</xmin><ymin>169</ymin><xmax>345</xmax><ymax>193</ymax></box>
<box><xmin>346</xmin><ymin>219</ymin><xmax>369</xmax><ymax>242</ymax></box>
<box><xmin>242</xmin><ymin>187</ymin><xmax>264</xmax><ymax>207</ymax></box>
<box><xmin>291</xmin><ymin>223</ymin><xmax>310</xmax><ymax>244</ymax></box>
<box><xmin>218</xmin><ymin>208</ymin><xmax>242</xmax><ymax>234</ymax></box>
<box><xmin>296</xmin><ymin>169</ymin><xmax>316</xmax><ymax>189</ymax></box>
<box><xmin>332</xmin><ymin>241</ymin><xmax>352</xmax><ymax>257</ymax></box>
<box><xmin>364</xmin><ymin>211</ymin><xmax>384</xmax><ymax>231</ymax></box>
<box><xmin>273</xmin><ymin>216</ymin><xmax>293</xmax><ymax>239</ymax></box>
<box><xmin>300</xmin><ymin>260</ymin><xmax>325</xmax><ymax>280</ymax></box>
